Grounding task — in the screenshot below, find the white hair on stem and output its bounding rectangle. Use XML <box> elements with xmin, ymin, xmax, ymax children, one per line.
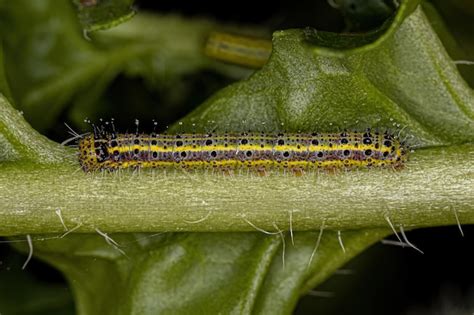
<box><xmin>273</xmin><ymin>223</ymin><xmax>286</xmax><ymax>269</ymax></box>
<box><xmin>399</xmin><ymin>225</ymin><xmax>424</xmax><ymax>254</ymax></box>
<box><xmin>241</xmin><ymin>217</ymin><xmax>279</xmax><ymax>235</ymax></box>
<box><xmin>60</xmin><ymin>223</ymin><xmax>83</xmax><ymax>238</ymax></box>
<box><xmin>21</xmin><ymin>235</ymin><xmax>33</xmax><ymax>270</ymax></box>
<box><xmin>95</xmin><ymin>228</ymin><xmax>128</xmax><ymax>257</ymax></box>
<box><xmin>384</xmin><ymin>215</ymin><xmax>405</xmax><ymax>246</ymax></box>
<box><xmin>451</xmin><ymin>206</ymin><xmax>464</xmax><ymax>237</ymax></box>
<box><xmin>453</xmin><ymin>60</ymin><xmax>474</xmax><ymax>65</ymax></box>
<box><xmin>184</xmin><ymin>211</ymin><xmax>211</xmax><ymax>224</ymax></box>
<box><xmin>337</xmin><ymin>230</ymin><xmax>346</xmax><ymax>254</ymax></box>
<box><xmin>307</xmin><ymin>220</ymin><xmax>325</xmax><ymax>269</ymax></box>
<box><xmin>289</xmin><ymin>210</ymin><xmax>295</xmax><ymax>246</ymax></box>
<box><xmin>55</xmin><ymin>208</ymin><xmax>68</xmax><ymax>231</ymax></box>
<box><xmin>381</xmin><ymin>239</ymin><xmax>408</xmax><ymax>247</ymax></box>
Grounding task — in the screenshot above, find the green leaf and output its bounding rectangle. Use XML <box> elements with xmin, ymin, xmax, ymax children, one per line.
<box><xmin>252</xmin><ymin>229</ymin><xmax>389</xmax><ymax>314</ymax></box>
<box><xmin>12</xmin><ymin>229</ymin><xmax>388</xmax><ymax>315</ymax></box>
<box><xmin>71</xmin><ymin>0</ymin><xmax>136</xmax><ymax>32</ymax></box>
<box><xmin>177</xmin><ymin>3</ymin><xmax>473</xmax><ymax>146</ymax></box>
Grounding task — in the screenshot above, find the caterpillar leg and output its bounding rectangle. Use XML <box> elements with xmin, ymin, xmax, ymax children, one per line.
<box><xmin>291</xmin><ymin>167</ymin><xmax>305</xmax><ymax>177</ymax></box>
<box><xmin>220</xmin><ymin>168</ymin><xmax>235</xmax><ymax>177</ymax></box>
<box><xmin>256</xmin><ymin>167</ymin><xmax>269</xmax><ymax>177</ymax></box>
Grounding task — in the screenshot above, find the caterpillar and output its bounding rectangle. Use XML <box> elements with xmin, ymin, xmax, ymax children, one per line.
<box><xmin>204</xmin><ymin>32</ymin><xmax>272</xmax><ymax>68</ymax></box>
<box><xmin>78</xmin><ymin>131</ymin><xmax>407</xmax><ymax>172</ymax></box>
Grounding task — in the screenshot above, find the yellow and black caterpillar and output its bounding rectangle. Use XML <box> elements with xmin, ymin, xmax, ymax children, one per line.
<box><xmin>79</xmin><ymin>131</ymin><xmax>407</xmax><ymax>172</ymax></box>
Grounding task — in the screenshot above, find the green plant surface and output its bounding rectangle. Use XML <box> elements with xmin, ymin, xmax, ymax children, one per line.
<box><xmin>0</xmin><ymin>0</ymin><xmax>473</xmax><ymax>314</ymax></box>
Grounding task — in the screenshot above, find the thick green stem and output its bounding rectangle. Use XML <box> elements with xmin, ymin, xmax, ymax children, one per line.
<box><xmin>0</xmin><ymin>145</ymin><xmax>472</xmax><ymax>236</ymax></box>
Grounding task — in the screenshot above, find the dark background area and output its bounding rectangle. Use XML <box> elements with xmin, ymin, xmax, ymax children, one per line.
<box><xmin>1</xmin><ymin>1</ymin><xmax>473</xmax><ymax>314</ymax></box>
<box><xmin>297</xmin><ymin>226</ymin><xmax>474</xmax><ymax>315</ymax></box>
